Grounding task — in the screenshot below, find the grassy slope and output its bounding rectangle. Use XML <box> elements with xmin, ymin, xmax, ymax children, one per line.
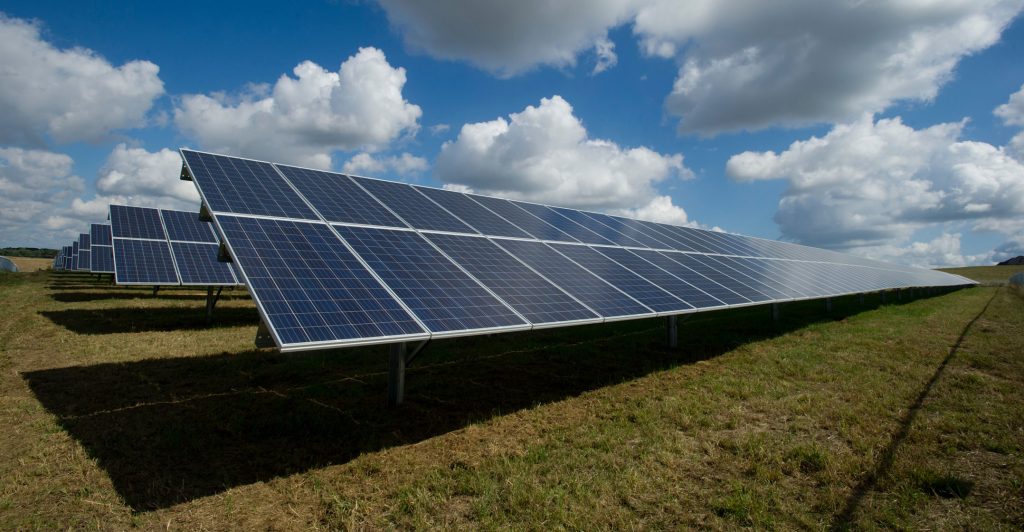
<box><xmin>940</xmin><ymin>264</ymin><xmax>1024</xmax><ymax>284</ymax></box>
<box><xmin>2</xmin><ymin>257</ymin><xmax>55</xmax><ymax>272</ymax></box>
<box><xmin>0</xmin><ymin>269</ymin><xmax>1020</xmax><ymax>529</ymax></box>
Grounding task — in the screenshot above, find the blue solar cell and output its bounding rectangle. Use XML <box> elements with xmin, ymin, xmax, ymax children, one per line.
<box><xmin>547</xmin><ymin>207</ymin><xmax>647</xmax><ymax>247</ymax></box>
<box><xmin>335</xmin><ymin>226</ymin><xmax>527</xmax><ymax>333</ymax></box>
<box><xmin>493</xmin><ymin>239</ymin><xmax>652</xmax><ymax>318</ymax></box>
<box><xmin>170</xmin><ymin>242</ymin><xmax>238</xmax><ymax>285</ymax></box>
<box><xmin>161</xmin><ymin>209</ymin><xmax>218</xmax><ymax>243</ymax></box>
<box><xmin>666</xmin><ymin>253</ymin><xmax>772</xmax><ymax>302</ymax></box>
<box><xmin>703</xmin><ymin>255</ymin><xmax>799</xmax><ymax>299</ymax></box>
<box><xmin>276</xmin><ymin>164</ymin><xmax>408</xmax><ymax>228</ymax></box>
<box><xmin>90</xmin><ymin>224</ymin><xmax>112</xmax><ymax>246</ymax></box>
<box><xmin>217</xmin><ymin>216</ymin><xmax>426</xmax><ymax>347</ymax></box>
<box><xmin>424</xmin><ymin>233</ymin><xmax>598</xmax><ymax>325</ymax></box>
<box><xmin>413</xmin><ymin>186</ymin><xmax>532</xmax><ymax>238</ymax></box>
<box><xmin>113</xmin><ymin>239</ymin><xmax>180</xmax><ymax>284</ymax></box>
<box><xmin>181</xmin><ymin>150</ymin><xmax>319</xmax><ymax>220</ymax></box>
<box><xmin>511</xmin><ymin>201</ymin><xmax>615</xmax><ymax>245</ymax></box>
<box><xmin>464</xmin><ymin>194</ymin><xmax>578</xmax><ymax>242</ymax></box>
<box><xmin>715</xmin><ymin>256</ymin><xmax>811</xmax><ymax>298</ymax></box>
<box><xmin>352</xmin><ymin>176</ymin><xmax>477</xmax><ymax>233</ymax></box>
<box><xmin>631</xmin><ymin>250</ymin><xmax>750</xmax><ymax>305</ymax></box>
<box><xmin>79</xmin><ymin>233</ymin><xmax>91</xmax><ymax>250</ymax></box>
<box><xmin>549</xmin><ymin>243</ymin><xmax>691</xmax><ymax>313</ymax></box>
<box><xmin>72</xmin><ymin>241</ymin><xmax>79</xmax><ymax>255</ymax></box>
<box><xmin>580</xmin><ymin>212</ymin><xmax>675</xmax><ymax>249</ymax></box>
<box><xmin>90</xmin><ymin>245</ymin><xmax>114</xmax><ymax>273</ymax></box>
<box><xmin>593</xmin><ymin>247</ymin><xmax>724</xmax><ymax>308</ymax></box>
<box><xmin>77</xmin><ymin>250</ymin><xmax>91</xmax><ymax>271</ymax></box>
<box><xmin>110</xmin><ymin>205</ymin><xmax>167</xmax><ymax>240</ymax></box>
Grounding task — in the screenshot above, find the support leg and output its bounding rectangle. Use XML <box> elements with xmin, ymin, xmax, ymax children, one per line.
<box><xmin>152</xmin><ymin>285</ymin><xmax>159</xmax><ymax>297</ymax></box>
<box><xmin>388</xmin><ymin>342</ymin><xmax>407</xmax><ymax>407</ymax></box>
<box><xmin>858</xmin><ymin>293</ymin><xmax>865</xmax><ymax>305</ymax></box>
<box><xmin>824</xmin><ymin>297</ymin><xmax>833</xmax><ymax>313</ymax></box>
<box><xmin>666</xmin><ymin>315</ymin><xmax>678</xmax><ymax>349</ymax></box>
<box><xmin>771</xmin><ymin>303</ymin><xmax>781</xmax><ymax>322</ymax></box>
<box><xmin>881</xmin><ymin>291</ymin><xmax>887</xmax><ymax>304</ymax></box>
<box><xmin>205</xmin><ymin>286</ymin><xmax>223</xmax><ymax>325</ymax></box>
<box><xmin>896</xmin><ymin>288</ymin><xmax>902</xmax><ymax>301</ymax></box>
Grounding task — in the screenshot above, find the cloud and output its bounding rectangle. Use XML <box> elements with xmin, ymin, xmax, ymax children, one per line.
<box><xmin>610</xmin><ymin>195</ymin><xmax>691</xmax><ymax>226</ymax></box>
<box><xmin>638</xmin><ymin>0</ymin><xmax>1024</xmax><ymax>134</ymax></box>
<box><xmin>0</xmin><ymin>147</ymin><xmax>84</xmax><ymax>246</ymax></box>
<box><xmin>995</xmin><ymin>83</ymin><xmax>1024</xmax><ymax>127</ymax></box>
<box><xmin>591</xmin><ymin>37</ymin><xmax>618</xmax><ymax>75</ymax></box>
<box><xmin>726</xmin><ymin>114</ymin><xmax>1024</xmax><ymax>251</ymax></box>
<box><xmin>375</xmin><ymin>0</ymin><xmax>636</xmax><ymax>76</ymax></box>
<box><xmin>435</xmin><ymin>95</ymin><xmax>692</xmax><ymax>221</ymax></box>
<box><xmin>375</xmin><ymin>1</ymin><xmax>1022</xmax><ymax>134</ymax></box>
<box><xmin>853</xmin><ymin>233</ymin><xmax>993</xmax><ymax>268</ymax></box>
<box><xmin>174</xmin><ymin>47</ymin><xmax>421</xmax><ymax>169</ymax></box>
<box><xmin>342</xmin><ymin>152</ymin><xmax>428</xmax><ymax>176</ymax></box>
<box><xmin>0</xmin><ymin>14</ymin><xmax>164</xmax><ymax>145</ymax></box>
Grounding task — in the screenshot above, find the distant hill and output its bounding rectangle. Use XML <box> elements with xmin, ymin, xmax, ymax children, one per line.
<box><xmin>998</xmin><ymin>256</ymin><xmax>1024</xmax><ymax>265</ymax></box>
<box><xmin>0</xmin><ymin>247</ymin><xmax>57</xmax><ymax>258</ymax></box>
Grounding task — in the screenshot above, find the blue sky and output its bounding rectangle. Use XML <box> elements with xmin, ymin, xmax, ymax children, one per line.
<box><xmin>2</xmin><ymin>0</ymin><xmax>1023</xmax><ymax>267</ymax></box>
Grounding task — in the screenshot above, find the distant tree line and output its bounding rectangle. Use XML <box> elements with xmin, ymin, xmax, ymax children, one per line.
<box><xmin>0</xmin><ymin>247</ymin><xmax>58</xmax><ymax>258</ymax></box>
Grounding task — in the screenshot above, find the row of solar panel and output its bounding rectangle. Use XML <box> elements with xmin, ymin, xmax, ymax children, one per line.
<box><xmin>52</xmin><ymin>208</ymin><xmax>242</xmax><ymax>287</ymax></box>
<box><xmin>180</xmin><ymin>150</ymin><xmax>910</xmax><ymax>272</ymax></box>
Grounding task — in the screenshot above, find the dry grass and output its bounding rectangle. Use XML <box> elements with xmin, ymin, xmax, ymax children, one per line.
<box><xmin>0</xmin><ymin>268</ymin><xmax>1021</xmax><ymax>529</ymax></box>
<box><xmin>940</xmin><ymin>264</ymin><xmax>1024</xmax><ymax>284</ymax></box>
<box><xmin>1</xmin><ymin>256</ymin><xmax>53</xmax><ymax>272</ymax></box>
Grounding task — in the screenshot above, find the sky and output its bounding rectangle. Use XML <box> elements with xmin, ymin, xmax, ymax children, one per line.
<box><xmin>1</xmin><ymin>0</ymin><xmax>1023</xmax><ymax>268</ymax></box>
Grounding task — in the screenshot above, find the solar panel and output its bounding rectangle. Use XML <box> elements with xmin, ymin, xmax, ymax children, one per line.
<box><xmin>352</xmin><ymin>176</ymin><xmax>478</xmax><ymax>233</ymax></box>
<box><xmin>170</xmin><ymin>242</ymin><xmax>238</xmax><ymax>285</ymax></box>
<box><xmin>592</xmin><ymin>247</ymin><xmax>725</xmax><ymax>309</ymax></box>
<box><xmin>334</xmin><ymin>225</ymin><xmax>529</xmax><ymax>334</ymax></box>
<box><xmin>276</xmin><ymin>164</ymin><xmax>408</xmax><ymax>228</ymax></box>
<box><xmin>413</xmin><ymin>186</ymin><xmax>532</xmax><ymax>238</ymax></box>
<box><xmin>91</xmin><ymin>245</ymin><xmax>114</xmax><ymax>273</ymax></box>
<box><xmin>90</xmin><ymin>223</ymin><xmax>112</xmax><ymax>246</ymax></box>
<box><xmin>79</xmin><ymin>233</ymin><xmax>91</xmax><ymax>250</ymax></box>
<box><xmin>77</xmin><ymin>250</ymin><xmax>91</xmax><ymax>271</ymax></box>
<box><xmin>113</xmin><ymin>239</ymin><xmax>179</xmax><ymax>285</ymax></box>
<box><xmin>180</xmin><ymin>149</ymin><xmax>974</xmax><ymax>352</ymax></box>
<box><xmin>424</xmin><ymin>233</ymin><xmax>599</xmax><ymax>326</ymax></box>
<box><xmin>511</xmin><ymin>201</ymin><xmax>615</xmax><ymax>245</ymax></box>
<box><xmin>464</xmin><ymin>194</ymin><xmax>578</xmax><ymax>242</ymax></box>
<box><xmin>109</xmin><ymin>204</ymin><xmax>167</xmax><ymax>240</ymax></box>
<box><xmin>548</xmin><ymin>243</ymin><xmax>692</xmax><ymax>313</ymax></box>
<box><xmin>161</xmin><ymin>209</ymin><xmax>218</xmax><ymax>243</ymax></box>
<box><xmin>216</xmin><ymin>215</ymin><xmax>427</xmax><ymax>348</ymax></box>
<box><xmin>181</xmin><ymin>150</ymin><xmax>318</xmax><ymax>219</ymax></box>
<box><xmin>492</xmin><ymin>238</ymin><xmax>653</xmax><ymax>319</ymax></box>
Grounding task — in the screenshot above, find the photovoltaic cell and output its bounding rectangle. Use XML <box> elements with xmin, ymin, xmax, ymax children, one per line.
<box><xmin>464</xmin><ymin>194</ymin><xmax>578</xmax><ymax>242</ymax></box>
<box><xmin>276</xmin><ymin>164</ymin><xmax>407</xmax><ymax>228</ymax></box>
<box><xmin>632</xmin><ymin>250</ymin><xmax>750</xmax><ymax>305</ymax></box>
<box><xmin>353</xmin><ymin>176</ymin><xmax>477</xmax><ymax>233</ymax></box>
<box><xmin>413</xmin><ymin>186</ymin><xmax>532</xmax><ymax>238</ymax></box>
<box><xmin>161</xmin><ymin>209</ymin><xmax>217</xmax><ymax>243</ymax></box>
<box><xmin>170</xmin><ymin>242</ymin><xmax>238</xmax><ymax>285</ymax></box>
<box><xmin>334</xmin><ymin>225</ymin><xmax>528</xmax><ymax>333</ymax></box>
<box><xmin>77</xmin><ymin>250</ymin><xmax>91</xmax><ymax>271</ymax></box>
<box><xmin>667</xmin><ymin>253</ymin><xmax>772</xmax><ymax>302</ymax></box>
<box><xmin>593</xmin><ymin>247</ymin><xmax>724</xmax><ymax>308</ymax></box>
<box><xmin>493</xmin><ymin>239</ymin><xmax>652</xmax><ymax>318</ymax></box>
<box><xmin>91</xmin><ymin>223</ymin><xmax>112</xmax><ymax>246</ymax></box>
<box><xmin>580</xmin><ymin>212</ymin><xmax>675</xmax><ymax>249</ymax></box>
<box><xmin>216</xmin><ymin>216</ymin><xmax>426</xmax><ymax>347</ymax></box>
<box><xmin>511</xmin><ymin>201</ymin><xmax>614</xmax><ymax>245</ymax></box>
<box><xmin>549</xmin><ymin>243</ymin><xmax>691</xmax><ymax>313</ymax></box>
<box><xmin>547</xmin><ymin>207</ymin><xmax>647</xmax><ymax>247</ymax></box>
<box><xmin>113</xmin><ymin>239</ymin><xmax>179</xmax><ymax>284</ymax></box>
<box><xmin>91</xmin><ymin>245</ymin><xmax>114</xmax><ymax>273</ymax></box>
<box><xmin>79</xmin><ymin>233</ymin><xmax>91</xmax><ymax>250</ymax></box>
<box><xmin>110</xmin><ymin>205</ymin><xmax>167</xmax><ymax>240</ymax></box>
<box><xmin>181</xmin><ymin>150</ymin><xmax>318</xmax><ymax>220</ymax></box>
<box><xmin>424</xmin><ymin>233</ymin><xmax>598</xmax><ymax>325</ymax></box>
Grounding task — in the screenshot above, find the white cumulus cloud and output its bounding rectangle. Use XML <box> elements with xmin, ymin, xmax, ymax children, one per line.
<box><xmin>725</xmin><ymin>114</ymin><xmax>1024</xmax><ymax>258</ymax></box>
<box><xmin>435</xmin><ymin>95</ymin><xmax>692</xmax><ymax>221</ymax></box>
<box><xmin>376</xmin><ymin>0</ymin><xmax>636</xmax><ymax>76</ymax></box>
<box><xmin>854</xmin><ymin>233</ymin><xmax>993</xmax><ymax>268</ymax></box>
<box><xmin>174</xmin><ymin>47</ymin><xmax>422</xmax><ymax>169</ymax></box>
<box><xmin>0</xmin><ymin>14</ymin><xmax>164</xmax><ymax>145</ymax></box>
<box><xmin>342</xmin><ymin>152</ymin><xmax>429</xmax><ymax>177</ymax></box>
<box><xmin>0</xmin><ymin>147</ymin><xmax>85</xmax><ymax>246</ymax></box>
<box><xmin>995</xmin><ymin>83</ymin><xmax>1024</xmax><ymax>127</ymax></box>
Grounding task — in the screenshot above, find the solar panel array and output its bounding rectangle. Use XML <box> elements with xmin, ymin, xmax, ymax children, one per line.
<box><xmin>181</xmin><ymin>150</ymin><xmax>974</xmax><ymax>352</ymax></box>
<box><xmin>108</xmin><ymin>204</ymin><xmax>242</xmax><ymax>286</ymax></box>
<box><xmin>89</xmin><ymin>224</ymin><xmax>114</xmax><ymax>273</ymax></box>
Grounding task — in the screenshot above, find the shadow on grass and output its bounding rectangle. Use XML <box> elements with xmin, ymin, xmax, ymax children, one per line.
<box><xmin>49</xmin><ymin>291</ymin><xmax>249</xmax><ymax>303</ymax></box>
<box><xmin>23</xmin><ymin>292</ymin><xmax>946</xmax><ymax>512</ymax></box>
<box><xmin>39</xmin><ymin>306</ymin><xmax>260</xmax><ymax>334</ymax></box>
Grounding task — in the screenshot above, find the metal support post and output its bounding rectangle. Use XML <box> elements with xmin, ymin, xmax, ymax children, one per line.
<box><xmin>205</xmin><ymin>286</ymin><xmax>224</xmax><ymax>325</ymax></box>
<box><xmin>858</xmin><ymin>293</ymin><xmax>865</xmax><ymax>305</ymax></box>
<box><xmin>881</xmin><ymin>291</ymin><xmax>887</xmax><ymax>304</ymax></box>
<box><xmin>388</xmin><ymin>342</ymin><xmax>407</xmax><ymax>407</ymax></box>
<box><xmin>824</xmin><ymin>297</ymin><xmax>833</xmax><ymax>313</ymax></box>
<box><xmin>771</xmin><ymin>303</ymin><xmax>781</xmax><ymax>322</ymax></box>
<box><xmin>152</xmin><ymin>285</ymin><xmax>160</xmax><ymax>297</ymax></box>
<box><xmin>666</xmin><ymin>315</ymin><xmax>678</xmax><ymax>349</ymax></box>
<box><xmin>896</xmin><ymin>288</ymin><xmax>902</xmax><ymax>301</ymax></box>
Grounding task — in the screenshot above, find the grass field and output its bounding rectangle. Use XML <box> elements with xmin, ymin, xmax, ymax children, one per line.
<box><xmin>0</xmin><ymin>256</ymin><xmax>52</xmax><ymax>272</ymax></box>
<box><xmin>940</xmin><ymin>264</ymin><xmax>1024</xmax><ymax>284</ymax></box>
<box><xmin>0</xmin><ymin>268</ymin><xmax>1021</xmax><ymax>529</ymax></box>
